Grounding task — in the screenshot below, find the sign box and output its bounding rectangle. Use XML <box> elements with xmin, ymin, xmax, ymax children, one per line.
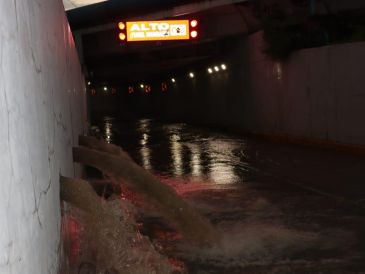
<box><xmin>126</xmin><ymin>20</ymin><xmax>190</xmax><ymax>42</ymax></box>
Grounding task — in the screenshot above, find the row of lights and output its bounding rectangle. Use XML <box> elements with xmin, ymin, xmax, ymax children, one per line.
<box><xmin>88</xmin><ymin>62</ymin><xmax>228</xmax><ymax>94</ymax></box>
<box><xmin>207</xmin><ymin>64</ymin><xmax>227</xmax><ymax>74</ymax></box>
<box><xmin>171</xmin><ymin>63</ymin><xmax>228</xmax><ymax>82</ymax></box>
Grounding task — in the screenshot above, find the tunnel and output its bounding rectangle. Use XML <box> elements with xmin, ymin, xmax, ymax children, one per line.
<box><xmin>1</xmin><ymin>0</ymin><xmax>365</xmax><ymax>273</ymax></box>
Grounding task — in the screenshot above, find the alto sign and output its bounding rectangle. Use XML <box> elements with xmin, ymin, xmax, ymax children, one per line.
<box><xmin>120</xmin><ymin>20</ymin><xmax>197</xmax><ymax>42</ymax></box>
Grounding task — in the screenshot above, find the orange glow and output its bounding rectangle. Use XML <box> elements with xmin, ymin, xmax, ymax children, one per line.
<box><xmin>144</xmin><ymin>85</ymin><xmax>152</xmax><ymax>93</ymax></box>
<box><xmin>126</xmin><ymin>20</ymin><xmax>190</xmax><ymax>42</ymax></box>
<box><xmin>190</xmin><ymin>20</ymin><xmax>198</xmax><ymax>28</ymax></box>
<box><xmin>118</xmin><ymin>22</ymin><xmax>126</xmax><ymax>30</ymax></box>
<box><xmin>190</xmin><ymin>30</ymin><xmax>198</xmax><ymax>38</ymax></box>
<box><xmin>119</xmin><ymin>33</ymin><xmax>126</xmax><ymax>41</ymax></box>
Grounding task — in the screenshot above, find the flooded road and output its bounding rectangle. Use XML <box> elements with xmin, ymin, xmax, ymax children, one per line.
<box><xmin>92</xmin><ymin>116</ymin><xmax>365</xmax><ymax>273</ymax></box>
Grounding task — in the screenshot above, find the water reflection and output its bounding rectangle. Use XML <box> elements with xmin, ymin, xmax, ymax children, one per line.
<box><xmin>103</xmin><ymin>117</ymin><xmax>114</xmax><ymax>143</ymax></box>
<box><xmin>170</xmin><ymin>133</ymin><xmax>183</xmax><ymax>177</ymax></box>
<box><xmin>100</xmin><ymin>117</ymin><xmax>241</xmax><ymax>185</ymax></box>
<box><xmin>138</xmin><ymin>119</ymin><xmax>153</xmax><ymax>170</ymax></box>
<box><xmin>208</xmin><ymin>140</ymin><xmax>239</xmax><ymax>184</ymax></box>
<box><xmin>189</xmin><ymin>144</ymin><xmax>202</xmax><ymax>177</ymax></box>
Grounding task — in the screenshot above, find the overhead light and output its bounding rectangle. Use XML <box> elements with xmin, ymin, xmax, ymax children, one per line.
<box><xmin>87</xmin><ymin>81</ymin><xmax>91</xmax><ymax>86</ymax></box>
<box><xmin>140</xmin><ymin>84</ymin><xmax>144</xmax><ymax>88</ymax></box>
<box><xmin>221</xmin><ymin>64</ymin><xmax>227</xmax><ymax>70</ymax></box>
<box><xmin>103</xmin><ymin>86</ymin><xmax>108</xmax><ymax>91</ymax></box>
<box><xmin>118</xmin><ymin>22</ymin><xmax>126</xmax><ymax>30</ymax></box>
<box><xmin>119</xmin><ymin>33</ymin><xmax>126</xmax><ymax>41</ymax></box>
<box><xmin>190</xmin><ymin>20</ymin><xmax>198</xmax><ymax>28</ymax></box>
<box><xmin>214</xmin><ymin>66</ymin><xmax>220</xmax><ymax>72</ymax></box>
<box><xmin>190</xmin><ymin>31</ymin><xmax>198</xmax><ymax>39</ymax></box>
<box><xmin>189</xmin><ymin>72</ymin><xmax>195</xmax><ymax>78</ymax></box>
<box><xmin>171</xmin><ymin>78</ymin><xmax>176</xmax><ymax>83</ymax></box>
<box><xmin>207</xmin><ymin>68</ymin><xmax>213</xmax><ymax>74</ymax></box>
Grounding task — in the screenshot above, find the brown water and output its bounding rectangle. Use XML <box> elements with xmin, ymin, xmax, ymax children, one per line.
<box><xmin>66</xmin><ymin>116</ymin><xmax>365</xmax><ymax>273</ymax></box>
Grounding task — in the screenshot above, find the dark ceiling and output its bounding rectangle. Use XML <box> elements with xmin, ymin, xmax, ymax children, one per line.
<box><xmin>67</xmin><ymin>0</ymin><xmax>199</xmax><ymax>30</ymax></box>
<box><xmin>67</xmin><ymin>0</ymin><xmax>365</xmax><ymax>87</ymax></box>
<box><xmin>68</xmin><ymin>0</ymin><xmax>258</xmax><ymax>86</ymax></box>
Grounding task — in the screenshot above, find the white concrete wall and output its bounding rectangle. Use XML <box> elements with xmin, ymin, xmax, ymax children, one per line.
<box><xmin>0</xmin><ymin>1</ymin><xmax>86</xmax><ymax>273</ymax></box>
<box><xmin>240</xmin><ymin>32</ymin><xmax>365</xmax><ymax>145</ymax></box>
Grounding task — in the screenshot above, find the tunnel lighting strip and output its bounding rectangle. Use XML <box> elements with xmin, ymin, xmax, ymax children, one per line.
<box><xmin>121</xmin><ymin>62</ymin><xmax>228</xmax><ymax>95</ymax></box>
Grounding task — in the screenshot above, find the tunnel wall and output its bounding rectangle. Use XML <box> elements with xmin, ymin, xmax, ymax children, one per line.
<box><xmin>139</xmin><ymin>32</ymin><xmax>365</xmax><ymax>147</ymax></box>
<box><xmin>0</xmin><ymin>1</ymin><xmax>86</xmax><ymax>273</ymax></box>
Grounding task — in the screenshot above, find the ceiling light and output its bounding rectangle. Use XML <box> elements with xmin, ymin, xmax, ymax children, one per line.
<box><xmin>190</xmin><ymin>20</ymin><xmax>198</xmax><ymax>28</ymax></box>
<box><xmin>214</xmin><ymin>66</ymin><xmax>220</xmax><ymax>72</ymax></box>
<box><xmin>118</xmin><ymin>22</ymin><xmax>126</xmax><ymax>30</ymax></box>
<box><xmin>207</xmin><ymin>68</ymin><xmax>213</xmax><ymax>74</ymax></box>
<box><xmin>189</xmin><ymin>72</ymin><xmax>195</xmax><ymax>78</ymax></box>
<box><xmin>119</xmin><ymin>33</ymin><xmax>126</xmax><ymax>41</ymax></box>
<box><xmin>221</xmin><ymin>64</ymin><xmax>227</xmax><ymax>70</ymax></box>
<box><xmin>190</xmin><ymin>31</ymin><xmax>198</xmax><ymax>39</ymax></box>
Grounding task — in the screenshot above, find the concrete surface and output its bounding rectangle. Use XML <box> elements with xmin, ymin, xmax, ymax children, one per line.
<box><xmin>0</xmin><ymin>1</ymin><xmax>86</xmax><ymax>273</ymax></box>
<box><xmin>129</xmin><ymin>32</ymin><xmax>365</xmax><ymax>147</ymax></box>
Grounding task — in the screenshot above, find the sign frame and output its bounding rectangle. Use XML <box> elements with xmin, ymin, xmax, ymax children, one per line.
<box><xmin>125</xmin><ymin>20</ymin><xmax>191</xmax><ymax>42</ymax></box>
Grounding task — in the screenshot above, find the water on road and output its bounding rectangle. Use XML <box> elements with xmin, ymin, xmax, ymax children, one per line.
<box><xmin>92</xmin><ymin>116</ymin><xmax>365</xmax><ymax>274</ymax></box>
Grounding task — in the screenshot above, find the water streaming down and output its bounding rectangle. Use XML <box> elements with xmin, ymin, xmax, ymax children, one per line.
<box><xmin>80</xmin><ymin>116</ymin><xmax>365</xmax><ymax>273</ymax></box>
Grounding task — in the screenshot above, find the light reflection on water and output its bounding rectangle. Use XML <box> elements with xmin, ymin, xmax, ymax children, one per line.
<box><xmin>100</xmin><ymin>117</ymin><xmax>241</xmax><ymax>185</ymax></box>
<box><xmin>189</xmin><ymin>144</ymin><xmax>202</xmax><ymax>177</ymax></box>
<box><xmin>103</xmin><ymin>117</ymin><xmax>114</xmax><ymax>143</ymax></box>
<box><xmin>170</xmin><ymin>133</ymin><xmax>183</xmax><ymax>177</ymax></box>
<box><xmin>138</xmin><ymin>119</ymin><xmax>153</xmax><ymax>170</ymax></box>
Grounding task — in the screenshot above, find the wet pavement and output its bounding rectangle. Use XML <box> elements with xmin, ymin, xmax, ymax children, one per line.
<box><xmin>90</xmin><ymin>116</ymin><xmax>365</xmax><ymax>273</ymax></box>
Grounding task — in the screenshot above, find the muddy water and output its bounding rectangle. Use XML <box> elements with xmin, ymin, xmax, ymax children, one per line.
<box><xmin>92</xmin><ymin>117</ymin><xmax>365</xmax><ymax>273</ymax></box>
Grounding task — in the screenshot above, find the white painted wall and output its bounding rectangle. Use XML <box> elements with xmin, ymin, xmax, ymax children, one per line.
<box><xmin>239</xmin><ymin>32</ymin><xmax>365</xmax><ymax>145</ymax></box>
<box><xmin>0</xmin><ymin>1</ymin><xmax>86</xmax><ymax>273</ymax></box>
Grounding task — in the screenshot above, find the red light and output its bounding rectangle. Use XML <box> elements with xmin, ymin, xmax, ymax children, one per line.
<box><xmin>190</xmin><ymin>20</ymin><xmax>198</xmax><ymax>28</ymax></box>
<box><xmin>190</xmin><ymin>31</ymin><xmax>198</xmax><ymax>38</ymax></box>
<box><xmin>118</xmin><ymin>22</ymin><xmax>126</xmax><ymax>30</ymax></box>
<box><xmin>145</xmin><ymin>85</ymin><xmax>151</xmax><ymax>93</ymax></box>
<box><xmin>119</xmin><ymin>33</ymin><xmax>126</xmax><ymax>41</ymax></box>
<box><xmin>161</xmin><ymin>82</ymin><xmax>168</xmax><ymax>92</ymax></box>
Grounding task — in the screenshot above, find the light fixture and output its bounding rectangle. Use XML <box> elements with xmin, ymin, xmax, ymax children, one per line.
<box><xmin>190</xmin><ymin>31</ymin><xmax>198</xmax><ymax>39</ymax></box>
<box><xmin>118</xmin><ymin>22</ymin><xmax>126</xmax><ymax>30</ymax></box>
<box><xmin>207</xmin><ymin>68</ymin><xmax>213</xmax><ymax>74</ymax></box>
<box><xmin>87</xmin><ymin>81</ymin><xmax>91</xmax><ymax>86</ymax></box>
<box><xmin>221</xmin><ymin>64</ymin><xmax>227</xmax><ymax>70</ymax></box>
<box><xmin>140</xmin><ymin>84</ymin><xmax>144</xmax><ymax>88</ymax></box>
<box><xmin>189</xmin><ymin>72</ymin><xmax>195</xmax><ymax>78</ymax></box>
<box><xmin>119</xmin><ymin>33</ymin><xmax>126</xmax><ymax>41</ymax></box>
<box><xmin>171</xmin><ymin>78</ymin><xmax>176</xmax><ymax>83</ymax></box>
<box><xmin>214</xmin><ymin>66</ymin><xmax>220</xmax><ymax>72</ymax></box>
<box><xmin>190</xmin><ymin>20</ymin><xmax>198</xmax><ymax>28</ymax></box>
<box><xmin>103</xmin><ymin>86</ymin><xmax>108</xmax><ymax>91</ymax></box>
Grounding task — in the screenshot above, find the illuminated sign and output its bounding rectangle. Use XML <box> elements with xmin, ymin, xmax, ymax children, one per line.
<box><xmin>118</xmin><ymin>20</ymin><xmax>199</xmax><ymax>42</ymax></box>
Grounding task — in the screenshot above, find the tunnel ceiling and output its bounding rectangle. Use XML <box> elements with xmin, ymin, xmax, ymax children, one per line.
<box><xmin>68</xmin><ymin>0</ymin><xmax>259</xmax><ymax>86</ymax></box>
<box><xmin>63</xmin><ymin>0</ymin><xmax>109</xmax><ymax>11</ymax></box>
<box><xmin>67</xmin><ymin>0</ymin><xmax>365</xmax><ymax>87</ymax></box>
